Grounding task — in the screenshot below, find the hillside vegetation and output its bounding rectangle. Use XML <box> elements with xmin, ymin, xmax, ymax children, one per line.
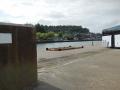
<box><xmin>35</xmin><ymin>23</ymin><xmax>101</xmax><ymax>41</ymax></box>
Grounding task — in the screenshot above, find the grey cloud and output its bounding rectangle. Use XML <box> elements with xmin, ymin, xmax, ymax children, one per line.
<box><xmin>1</xmin><ymin>0</ymin><xmax>120</xmax><ymax>33</ymax></box>
<box><xmin>21</xmin><ymin>2</ymin><xmax>33</xmax><ymax>6</ymax></box>
<box><xmin>47</xmin><ymin>0</ymin><xmax>120</xmax><ymax>32</ymax></box>
<box><xmin>102</xmin><ymin>19</ymin><xmax>120</xmax><ymax>29</ymax></box>
<box><xmin>45</xmin><ymin>0</ymin><xmax>80</xmax><ymax>4</ymax></box>
<box><xmin>48</xmin><ymin>12</ymin><xmax>66</xmax><ymax>19</ymax></box>
<box><xmin>38</xmin><ymin>19</ymin><xmax>52</xmax><ymax>25</ymax></box>
<box><xmin>23</xmin><ymin>0</ymin><xmax>120</xmax><ymax>32</ymax></box>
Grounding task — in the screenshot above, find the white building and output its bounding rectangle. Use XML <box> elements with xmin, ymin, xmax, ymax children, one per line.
<box><xmin>102</xmin><ymin>25</ymin><xmax>120</xmax><ymax>48</ymax></box>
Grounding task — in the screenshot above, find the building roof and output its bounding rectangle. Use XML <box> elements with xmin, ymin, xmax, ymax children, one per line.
<box><xmin>0</xmin><ymin>22</ymin><xmax>33</xmax><ymax>28</ymax></box>
<box><xmin>102</xmin><ymin>25</ymin><xmax>120</xmax><ymax>35</ymax></box>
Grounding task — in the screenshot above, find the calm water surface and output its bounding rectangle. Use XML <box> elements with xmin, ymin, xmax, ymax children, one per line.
<box><xmin>37</xmin><ymin>41</ymin><xmax>102</xmax><ymax>59</ymax></box>
<box><xmin>37</xmin><ymin>41</ymin><xmax>101</xmax><ymax>51</ymax></box>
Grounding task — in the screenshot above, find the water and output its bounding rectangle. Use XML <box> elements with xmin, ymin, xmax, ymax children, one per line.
<box><xmin>37</xmin><ymin>41</ymin><xmax>101</xmax><ymax>51</ymax></box>
<box><xmin>37</xmin><ymin>41</ymin><xmax>101</xmax><ymax>59</ymax></box>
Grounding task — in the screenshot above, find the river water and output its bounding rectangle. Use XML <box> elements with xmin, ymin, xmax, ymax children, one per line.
<box><xmin>37</xmin><ymin>41</ymin><xmax>102</xmax><ymax>58</ymax></box>
<box><xmin>37</xmin><ymin>41</ymin><xmax>101</xmax><ymax>50</ymax></box>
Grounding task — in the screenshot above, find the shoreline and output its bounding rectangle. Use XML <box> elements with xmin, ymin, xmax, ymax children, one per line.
<box><xmin>37</xmin><ymin>45</ymin><xmax>103</xmax><ymax>60</ymax></box>
<box><xmin>36</xmin><ymin>40</ymin><xmax>101</xmax><ymax>44</ymax></box>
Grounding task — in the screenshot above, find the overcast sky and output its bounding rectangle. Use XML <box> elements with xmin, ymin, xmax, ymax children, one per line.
<box><xmin>0</xmin><ymin>0</ymin><xmax>120</xmax><ymax>33</ymax></box>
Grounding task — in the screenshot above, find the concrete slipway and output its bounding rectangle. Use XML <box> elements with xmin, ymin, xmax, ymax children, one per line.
<box><xmin>34</xmin><ymin>46</ymin><xmax>120</xmax><ymax>90</ymax></box>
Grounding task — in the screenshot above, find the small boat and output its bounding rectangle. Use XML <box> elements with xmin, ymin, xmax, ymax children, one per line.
<box><xmin>46</xmin><ymin>46</ymin><xmax>84</xmax><ymax>51</ymax></box>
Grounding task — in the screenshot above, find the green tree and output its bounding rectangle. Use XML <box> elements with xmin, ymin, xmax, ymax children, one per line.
<box><xmin>46</xmin><ymin>32</ymin><xmax>55</xmax><ymax>40</ymax></box>
<box><xmin>58</xmin><ymin>32</ymin><xmax>63</xmax><ymax>37</ymax></box>
<box><xmin>35</xmin><ymin>23</ymin><xmax>46</xmax><ymax>33</ymax></box>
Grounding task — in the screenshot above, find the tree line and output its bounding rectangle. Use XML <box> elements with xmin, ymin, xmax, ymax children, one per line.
<box><xmin>35</xmin><ymin>23</ymin><xmax>92</xmax><ymax>41</ymax></box>
<box><xmin>35</xmin><ymin>23</ymin><xmax>89</xmax><ymax>33</ymax></box>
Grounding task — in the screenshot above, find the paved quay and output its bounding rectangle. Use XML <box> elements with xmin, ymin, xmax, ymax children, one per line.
<box><xmin>34</xmin><ymin>47</ymin><xmax>120</xmax><ymax>90</ymax></box>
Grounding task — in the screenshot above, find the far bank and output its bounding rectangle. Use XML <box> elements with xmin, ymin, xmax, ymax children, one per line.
<box><xmin>36</xmin><ymin>40</ymin><xmax>101</xmax><ymax>44</ymax></box>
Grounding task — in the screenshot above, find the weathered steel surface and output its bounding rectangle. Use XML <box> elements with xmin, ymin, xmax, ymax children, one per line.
<box><xmin>0</xmin><ymin>23</ymin><xmax>37</xmax><ymax>90</ymax></box>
